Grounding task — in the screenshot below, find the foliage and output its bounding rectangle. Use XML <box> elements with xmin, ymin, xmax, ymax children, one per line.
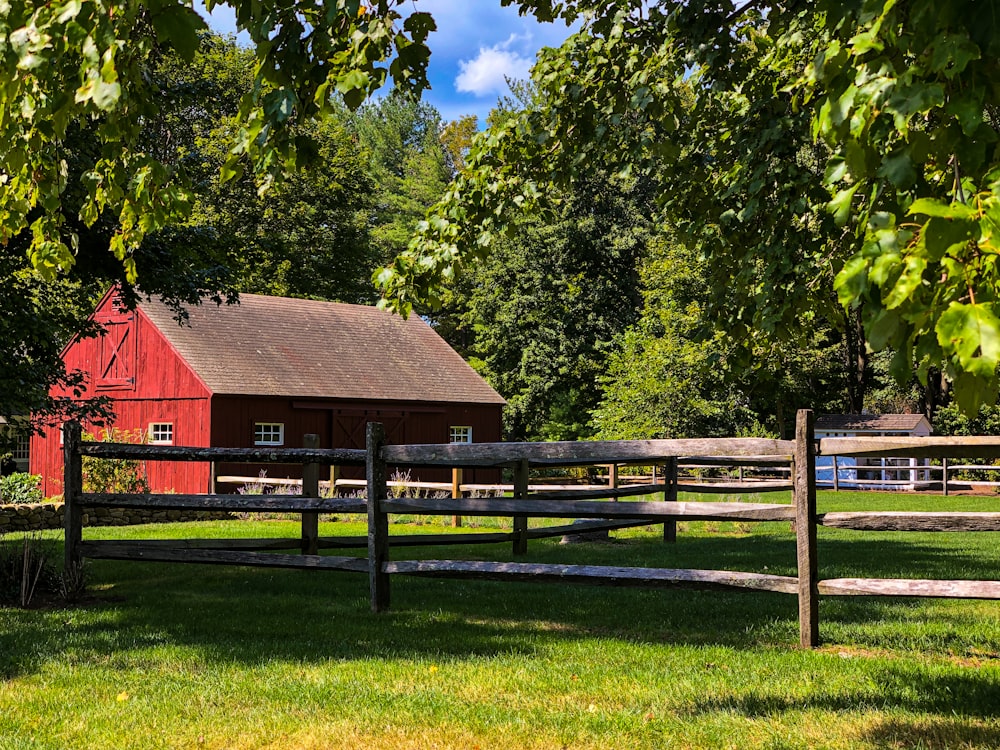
<box><xmin>350</xmin><ymin>92</ymin><xmax>452</xmax><ymax>268</ymax></box>
<box><xmin>375</xmin><ymin>0</ymin><xmax>1000</xmax><ymax>414</ymax></box>
<box><xmin>447</xmin><ymin>174</ymin><xmax>649</xmax><ymax>441</ymax></box>
<box><xmin>593</xmin><ymin>240</ymin><xmax>848</xmax><ymax>440</ymax></box>
<box><xmin>0</xmin><ymin>473</ymin><xmax>43</xmax><ymax>505</ymax></box>
<box><xmin>0</xmin><ymin>0</ymin><xmax>436</xmax><ymax>284</ymax></box>
<box><xmin>933</xmin><ymin>402</ymin><xmax>1000</xmax><ymax>437</ymax></box>
<box><xmin>81</xmin><ymin>428</ymin><xmax>150</xmax><ymax>495</ymax></box>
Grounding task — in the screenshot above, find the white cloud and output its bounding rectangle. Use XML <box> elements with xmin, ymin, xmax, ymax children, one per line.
<box><xmin>455</xmin><ymin>34</ymin><xmax>534</xmax><ymax>97</ymax></box>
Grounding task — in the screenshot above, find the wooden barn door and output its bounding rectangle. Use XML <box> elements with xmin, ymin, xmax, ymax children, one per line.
<box><xmin>332</xmin><ymin>411</ymin><xmax>408</xmax><ymax>449</ymax></box>
<box><xmin>95</xmin><ymin>308</ymin><xmax>136</xmax><ymax>390</ymax></box>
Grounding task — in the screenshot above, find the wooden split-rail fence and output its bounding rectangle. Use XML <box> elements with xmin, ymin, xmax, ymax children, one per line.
<box><xmin>62</xmin><ymin>411</ymin><xmax>1000</xmax><ymax>648</ymax></box>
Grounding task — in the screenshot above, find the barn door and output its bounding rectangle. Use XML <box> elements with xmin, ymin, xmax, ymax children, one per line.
<box><xmin>96</xmin><ymin>310</ymin><xmax>136</xmax><ymax>390</ymax></box>
<box><xmin>332</xmin><ymin>411</ymin><xmax>407</xmax><ymax>449</ymax></box>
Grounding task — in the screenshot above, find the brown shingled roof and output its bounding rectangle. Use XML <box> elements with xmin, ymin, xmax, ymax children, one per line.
<box><xmin>139</xmin><ymin>294</ymin><xmax>505</xmax><ymax>404</ymax></box>
<box><xmin>815</xmin><ymin>414</ymin><xmax>930</xmax><ymax>433</ymax></box>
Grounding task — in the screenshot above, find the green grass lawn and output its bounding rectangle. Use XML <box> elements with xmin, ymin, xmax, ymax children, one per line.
<box><xmin>3</xmin><ymin>490</ymin><xmax>1000</xmax><ymax>749</ymax></box>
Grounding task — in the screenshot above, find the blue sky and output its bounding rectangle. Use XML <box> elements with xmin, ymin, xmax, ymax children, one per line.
<box><xmin>200</xmin><ymin>1</ymin><xmax>576</xmax><ymax>125</ymax></box>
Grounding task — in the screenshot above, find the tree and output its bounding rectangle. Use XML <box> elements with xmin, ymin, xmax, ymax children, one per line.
<box><xmin>349</xmin><ymin>93</ymin><xmax>452</xmax><ymax>266</ymax></box>
<box><xmin>0</xmin><ymin>32</ymin><xmax>379</xmax><ymax>422</ymax></box>
<box><xmin>6</xmin><ymin>0</ymin><xmax>999</xmax><ymax>412</ymax></box>
<box><xmin>375</xmin><ymin>1</ymin><xmax>1000</xmax><ymax>414</ymax></box>
<box><xmin>451</xmin><ymin>174</ymin><xmax>649</xmax><ymax>441</ymax></box>
<box><xmin>592</xmin><ymin>238</ymin><xmax>849</xmax><ymax>441</ymax></box>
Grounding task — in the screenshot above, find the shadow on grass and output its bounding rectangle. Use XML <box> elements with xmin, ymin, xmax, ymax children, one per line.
<box><xmin>689</xmin><ymin>665</ymin><xmax>1000</xmax><ymax>719</ymax></box>
<box><xmin>3</xmin><ymin>530</ymin><xmax>1000</xmax><ymax>684</ymax></box>
<box><xmin>860</xmin><ymin>717</ymin><xmax>1000</xmax><ymax>748</ymax></box>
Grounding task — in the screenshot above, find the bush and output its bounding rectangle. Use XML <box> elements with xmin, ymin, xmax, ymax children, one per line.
<box><xmin>0</xmin><ymin>472</ymin><xmax>43</xmax><ymax>504</ymax></box>
<box><xmin>82</xmin><ymin>428</ymin><xmax>150</xmax><ymax>494</ymax></box>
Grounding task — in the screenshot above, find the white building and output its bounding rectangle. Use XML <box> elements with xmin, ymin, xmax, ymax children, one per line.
<box><xmin>816</xmin><ymin>414</ymin><xmax>932</xmax><ymax>490</ymax></box>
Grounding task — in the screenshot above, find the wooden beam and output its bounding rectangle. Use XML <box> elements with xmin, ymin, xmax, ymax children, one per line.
<box><xmin>63</xmin><ymin>421</ymin><xmax>84</xmax><ymax>575</ymax></box>
<box><xmin>80</xmin><ymin>493</ymin><xmax>367</xmax><ymax>514</ymax></box>
<box><xmin>451</xmin><ymin>467</ymin><xmax>463</xmax><ymax>528</ymax></box>
<box><xmin>301</xmin><ymin>434</ymin><xmax>320</xmax><ymax>555</ymax></box>
<box><xmin>512</xmin><ymin>459</ymin><xmax>529</xmax><ymax>556</ymax></box>
<box><xmin>818</xmin><ymin>436</ymin><xmax>1000</xmax><ymax>459</ymax></box>
<box><xmin>77</xmin><ymin>542</ymin><xmax>369</xmax><ymax>572</ymax></box>
<box><xmin>382</xmin><ymin>560</ymin><xmax>799</xmax><ymax>594</ymax></box>
<box><xmin>382</xmin><ymin>497</ymin><xmax>795</xmax><ymax>521</ymax></box>
<box><xmin>78</xmin><ymin>443</ymin><xmax>366</xmax><ymax>465</ymax></box>
<box><xmin>794</xmin><ymin>409</ymin><xmax>819</xmax><ymax>649</ymax></box>
<box><xmin>382</xmin><ymin>438</ymin><xmax>796</xmax><ymax>468</ymax></box>
<box><xmin>818</xmin><ymin>578</ymin><xmax>1000</xmax><ymax>599</ymax></box>
<box><xmin>819</xmin><ymin>511</ymin><xmax>1000</xmax><ymax>532</ymax></box>
<box><xmin>664</xmin><ymin>457</ymin><xmax>678</xmax><ymax>543</ymax></box>
<box><xmin>367</xmin><ymin>422</ymin><xmax>390</xmax><ymax>613</ymax></box>
<box><xmin>518</xmin><ymin>483</ymin><xmax>665</xmax><ymax>502</ymax></box>
<box><xmin>675</xmin><ymin>481</ymin><xmax>792</xmax><ymax>494</ymax></box>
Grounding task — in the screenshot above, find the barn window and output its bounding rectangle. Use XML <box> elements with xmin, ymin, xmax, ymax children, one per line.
<box><xmin>13</xmin><ymin>433</ymin><xmax>29</xmax><ymax>461</ymax></box>
<box><xmin>450</xmin><ymin>426</ymin><xmax>472</xmax><ymax>444</ymax></box>
<box><xmin>148</xmin><ymin>423</ymin><xmax>174</xmax><ymax>445</ymax></box>
<box><xmin>254</xmin><ymin>422</ymin><xmax>285</xmax><ymax>446</ymax></box>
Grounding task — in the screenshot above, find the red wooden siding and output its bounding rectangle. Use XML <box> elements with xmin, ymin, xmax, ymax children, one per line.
<box><xmin>32</xmin><ymin>291</ymin><xmax>213</xmax><ymax>496</ymax></box>
<box><xmin>210</xmin><ymin>397</ymin><xmax>503</xmax><ymax>487</ymax></box>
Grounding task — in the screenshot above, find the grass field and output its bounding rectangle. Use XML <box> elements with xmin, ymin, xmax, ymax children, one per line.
<box><xmin>3</xmin><ymin>490</ymin><xmax>1000</xmax><ymax>749</ymax></box>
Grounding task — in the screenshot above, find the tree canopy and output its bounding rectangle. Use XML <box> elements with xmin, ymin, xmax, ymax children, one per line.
<box><xmin>4</xmin><ymin>0</ymin><xmax>999</xmax><ymax>417</ymax></box>
<box><xmin>375</xmin><ymin>0</ymin><xmax>1000</xmax><ymax>412</ymax></box>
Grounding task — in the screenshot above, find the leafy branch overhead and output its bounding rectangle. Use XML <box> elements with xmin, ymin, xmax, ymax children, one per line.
<box><xmin>375</xmin><ymin>0</ymin><xmax>1000</xmax><ymax>411</ymax></box>
<box><xmin>1</xmin><ymin>0</ymin><xmax>435</xmax><ymax>283</ymax></box>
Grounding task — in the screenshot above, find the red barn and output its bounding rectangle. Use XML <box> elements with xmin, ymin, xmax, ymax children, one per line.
<box><xmin>32</xmin><ymin>290</ymin><xmax>505</xmax><ymax>496</ymax></box>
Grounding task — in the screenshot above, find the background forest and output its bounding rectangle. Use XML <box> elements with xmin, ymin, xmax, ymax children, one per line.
<box><xmin>3</xmin><ymin>34</ymin><xmax>988</xmax><ymax>445</ymax></box>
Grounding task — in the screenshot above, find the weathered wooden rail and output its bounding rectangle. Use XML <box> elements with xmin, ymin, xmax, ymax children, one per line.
<box><xmin>62</xmin><ymin>412</ymin><xmax>1000</xmax><ymax>647</ymax></box>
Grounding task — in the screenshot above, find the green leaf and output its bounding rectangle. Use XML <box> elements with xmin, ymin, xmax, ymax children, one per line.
<box><xmin>883</xmin><ymin>254</ymin><xmax>927</xmax><ymax>309</ymax></box>
<box><xmin>834</xmin><ymin>254</ymin><xmax>869</xmax><ymax>307</ymax></box>
<box><xmin>923</xmin><ymin>216</ymin><xmax>977</xmax><ymax>261</ymax></box>
<box><xmin>908</xmin><ymin>198</ymin><xmax>977</xmax><ymax>220</ymax></box>
<box><xmin>150</xmin><ymin>5</ymin><xmax>207</xmax><ymax>61</ymax></box>
<box><xmin>828</xmin><ymin>183</ymin><xmax>859</xmax><ymax>226</ymax></box>
<box><xmin>876</xmin><ymin>148</ymin><xmax>916</xmax><ymax>188</ymax></box>
<box><xmin>936</xmin><ymin>302</ymin><xmax>1000</xmax><ymax>378</ymax></box>
<box><xmin>867</xmin><ymin>308</ymin><xmax>901</xmax><ymax>350</ymax></box>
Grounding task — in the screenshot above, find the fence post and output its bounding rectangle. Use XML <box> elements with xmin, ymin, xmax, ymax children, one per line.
<box><xmin>63</xmin><ymin>421</ymin><xmax>84</xmax><ymax>575</ymax></box>
<box><xmin>329</xmin><ymin>464</ymin><xmax>341</xmax><ymax>497</ymax></box>
<box><xmin>301</xmin><ymin>433</ymin><xmax>320</xmax><ymax>556</ymax></box>
<box><xmin>451</xmin><ymin>467</ymin><xmax>463</xmax><ymax>528</ymax></box>
<box><xmin>942</xmin><ymin>458</ymin><xmax>949</xmax><ymax>496</ymax></box>
<box><xmin>663</xmin><ymin>457</ymin><xmax>678</xmax><ymax>543</ymax></box>
<box><xmin>366</xmin><ymin>422</ymin><xmax>390</xmax><ymax>612</ymax></box>
<box><xmin>794</xmin><ymin>409</ymin><xmax>819</xmax><ymax>648</ymax></box>
<box><xmin>832</xmin><ymin>455</ymin><xmax>839</xmax><ymax>492</ymax></box>
<box><xmin>512</xmin><ymin>459</ymin><xmax>529</xmax><ymax>555</ymax></box>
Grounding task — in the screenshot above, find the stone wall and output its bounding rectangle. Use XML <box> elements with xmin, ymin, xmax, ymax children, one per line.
<box><xmin>0</xmin><ymin>502</ymin><xmax>232</xmax><ymax>534</ymax></box>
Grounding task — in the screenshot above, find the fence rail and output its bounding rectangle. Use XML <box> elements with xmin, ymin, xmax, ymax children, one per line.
<box><xmin>61</xmin><ymin>413</ymin><xmax>1000</xmax><ymax>648</ymax></box>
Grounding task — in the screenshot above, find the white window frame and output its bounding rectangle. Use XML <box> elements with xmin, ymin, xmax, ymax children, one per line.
<box><xmin>148</xmin><ymin>422</ymin><xmax>174</xmax><ymax>445</ymax></box>
<box><xmin>450</xmin><ymin>426</ymin><xmax>473</xmax><ymax>444</ymax></box>
<box><xmin>254</xmin><ymin>422</ymin><xmax>285</xmax><ymax>446</ymax></box>
<box><xmin>13</xmin><ymin>433</ymin><xmax>30</xmax><ymax>461</ymax></box>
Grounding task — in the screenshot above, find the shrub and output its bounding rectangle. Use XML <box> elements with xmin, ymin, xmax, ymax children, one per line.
<box><xmin>0</xmin><ymin>473</ymin><xmax>43</xmax><ymax>504</ymax></box>
<box><xmin>82</xmin><ymin>428</ymin><xmax>150</xmax><ymax>494</ymax></box>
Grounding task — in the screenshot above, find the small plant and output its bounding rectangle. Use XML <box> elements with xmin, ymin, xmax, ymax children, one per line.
<box><xmin>0</xmin><ymin>472</ymin><xmax>43</xmax><ymax>504</ymax></box>
<box><xmin>82</xmin><ymin>428</ymin><xmax>150</xmax><ymax>494</ymax></box>
<box><xmin>0</xmin><ymin>533</ymin><xmax>65</xmax><ymax>608</ymax></box>
<box><xmin>238</xmin><ymin>470</ymin><xmax>270</xmax><ymax>495</ymax></box>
